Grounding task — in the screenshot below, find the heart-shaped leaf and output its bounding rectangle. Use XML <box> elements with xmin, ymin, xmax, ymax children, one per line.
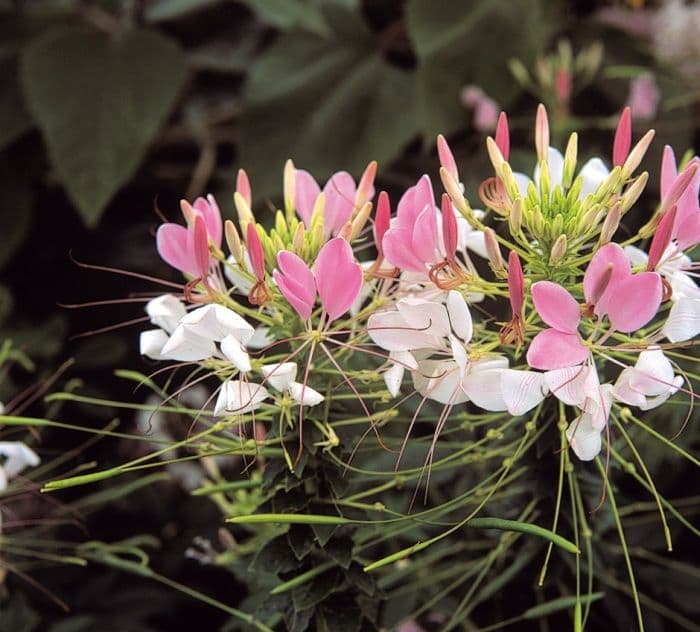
<box><xmin>21</xmin><ymin>27</ymin><xmax>186</xmax><ymax>226</ymax></box>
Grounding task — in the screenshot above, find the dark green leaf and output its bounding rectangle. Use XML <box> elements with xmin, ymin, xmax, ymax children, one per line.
<box><xmin>287</xmin><ymin>524</ymin><xmax>316</xmax><ymax>561</ymax></box>
<box><xmin>240</xmin><ymin>12</ymin><xmax>418</xmax><ymax>199</ymax></box>
<box><xmin>406</xmin><ymin>0</ymin><xmax>551</xmax><ymax>139</ymax></box>
<box><xmin>249</xmin><ymin>535</ymin><xmax>299</xmax><ymax>575</ymax></box>
<box><xmin>291</xmin><ymin>567</ymin><xmax>343</xmax><ymax>611</ymax></box>
<box><xmin>0</xmin><ymin>156</ymin><xmax>33</xmax><ymax>270</ymax></box>
<box><xmin>21</xmin><ymin>27</ymin><xmax>186</xmax><ymax>226</ymax></box>
<box><xmin>324</xmin><ymin>534</ymin><xmax>353</xmax><ymax>569</ymax></box>
<box><xmin>344</xmin><ymin>562</ymin><xmax>376</xmax><ymax>597</ymax></box>
<box><xmin>285</xmin><ymin>605</ymin><xmax>314</xmax><ymax>632</ymax></box>
<box><xmin>145</xmin><ymin>0</ymin><xmax>226</xmax><ymax>22</ymax></box>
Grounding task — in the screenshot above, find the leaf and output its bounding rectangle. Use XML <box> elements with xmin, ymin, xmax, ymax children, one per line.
<box><xmin>291</xmin><ymin>567</ymin><xmax>343</xmax><ymax>611</ymax></box>
<box><xmin>249</xmin><ymin>535</ymin><xmax>299</xmax><ymax>575</ymax></box>
<box><xmin>144</xmin><ymin>0</ymin><xmax>227</xmax><ymax>22</ymax></box>
<box><xmin>0</xmin><ymin>59</ymin><xmax>33</xmax><ymax>151</ymax></box>
<box><xmin>21</xmin><ymin>27</ymin><xmax>186</xmax><ymax>226</ymax></box>
<box><xmin>0</xmin><ymin>156</ymin><xmax>33</xmax><ymax>270</ymax></box>
<box><xmin>324</xmin><ymin>534</ymin><xmax>353</xmax><ymax>569</ymax></box>
<box><xmin>240</xmin><ymin>8</ymin><xmax>419</xmax><ymax>199</ymax></box>
<box><xmin>406</xmin><ymin>0</ymin><xmax>551</xmax><ymax>139</ymax></box>
<box><xmin>287</xmin><ymin>524</ymin><xmax>316</xmax><ymax>560</ymax></box>
<box><xmin>240</xmin><ymin>0</ymin><xmax>328</xmax><ymax>35</ymax></box>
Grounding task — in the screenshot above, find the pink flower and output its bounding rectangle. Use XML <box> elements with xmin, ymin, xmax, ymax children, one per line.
<box><xmin>660</xmin><ymin>146</ymin><xmax>700</xmax><ymax>250</ymax></box>
<box><xmin>461</xmin><ymin>85</ymin><xmax>500</xmax><ymax>132</ymax></box>
<box><xmin>273</xmin><ymin>237</ymin><xmax>363</xmax><ymax>323</ymax></box>
<box><xmin>156</xmin><ymin>195</ymin><xmax>223</xmax><ymax>277</ymax></box>
<box><xmin>527</xmin><ymin>243</ymin><xmax>662</xmax><ymax>370</ymax></box>
<box><xmin>626</xmin><ymin>74</ymin><xmax>659</xmax><ymax>121</ymax></box>
<box><xmin>294</xmin><ymin>164</ymin><xmax>376</xmax><ymax>237</ymax></box>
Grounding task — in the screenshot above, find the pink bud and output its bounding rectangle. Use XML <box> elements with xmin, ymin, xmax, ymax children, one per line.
<box><xmin>613</xmin><ymin>107</ymin><xmax>632</xmax><ymax>167</ymax></box>
<box><xmin>373</xmin><ymin>191</ymin><xmax>391</xmax><ymax>260</ymax></box>
<box><xmin>236</xmin><ymin>169</ymin><xmax>251</xmax><ymax>207</ymax></box>
<box><xmin>535</xmin><ymin>104</ymin><xmax>549</xmax><ymax>162</ymax></box>
<box><xmin>193</xmin><ymin>216</ymin><xmax>210</xmax><ymax>280</ymax></box>
<box><xmin>647</xmin><ymin>205</ymin><xmax>677</xmax><ymax>271</ymax></box>
<box><xmin>495</xmin><ymin>112</ymin><xmax>510</xmax><ymax>161</ymax></box>
<box><xmin>437</xmin><ymin>135</ymin><xmax>459</xmax><ymax>183</ymax></box>
<box><xmin>355</xmin><ymin>161</ymin><xmax>377</xmax><ymax>208</ymax></box>
<box><xmin>246</xmin><ymin>223</ymin><xmax>265</xmax><ymax>282</ymax></box>
<box><xmin>507</xmin><ymin>250</ymin><xmax>524</xmax><ymax>315</ymax></box>
<box><xmin>441</xmin><ymin>194</ymin><xmax>457</xmax><ymax>261</ymax></box>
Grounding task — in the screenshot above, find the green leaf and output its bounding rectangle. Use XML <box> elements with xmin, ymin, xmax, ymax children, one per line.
<box><xmin>144</xmin><ymin>0</ymin><xmax>227</xmax><ymax>22</ymax></box>
<box><xmin>21</xmin><ymin>27</ymin><xmax>186</xmax><ymax>226</ymax></box>
<box><xmin>240</xmin><ymin>0</ymin><xmax>329</xmax><ymax>35</ymax></box>
<box><xmin>240</xmin><ymin>10</ymin><xmax>418</xmax><ymax>199</ymax></box>
<box><xmin>0</xmin><ymin>59</ymin><xmax>33</xmax><ymax>151</ymax></box>
<box><xmin>406</xmin><ymin>0</ymin><xmax>551</xmax><ymax>139</ymax></box>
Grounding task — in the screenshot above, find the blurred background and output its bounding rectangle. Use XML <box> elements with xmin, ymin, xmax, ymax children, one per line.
<box><xmin>1</xmin><ymin>0</ymin><xmax>699</xmax><ymax>630</ymax></box>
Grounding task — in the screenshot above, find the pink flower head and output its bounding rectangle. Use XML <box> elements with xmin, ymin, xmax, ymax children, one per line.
<box><xmin>626</xmin><ymin>74</ymin><xmax>659</xmax><ymax>122</ymax></box>
<box><xmin>294</xmin><ymin>166</ymin><xmax>375</xmax><ymax>237</ymax></box>
<box><xmin>555</xmin><ymin>67</ymin><xmax>572</xmax><ymax>106</ymax></box>
<box><xmin>660</xmin><ymin>147</ymin><xmax>700</xmax><ymax>250</ymax></box>
<box><xmin>156</xmin><ymin>195</ymin><xmax>223</xmax><ymax>277</ymax></box>
<box><xmin>273</xmin><ymin>238</ymin><xmax>363</xmax><ymax>323</ymax></box>
<box><xmin>583</xmin><ymin>243</ymin><xmax>662</xmax><ymax>332</ymax></box>
<box><xmin>461</xmin><ymin>85</ymin><xmax>500</xmax><ymax>132</ymax></box>
<box><xmin>382</xmin><ymin>175</ymin><xmax>440</xmax><ymax>273</ymax></box>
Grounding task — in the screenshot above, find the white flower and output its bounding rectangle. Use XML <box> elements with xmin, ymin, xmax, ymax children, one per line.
<box><xmin>613</xmin><ymin>349</ymin><xmax>683</xmax><ymax>410</ymax></box>
<box><xmin>0</xmin><ymin>441</ymin><xmax>40</xmax><ymax>491</ymax></box>
<box><xmin>214</xmin><ymin>381</ymin><xmax>270</xmax><ymax>416</ymax></box>
<box><xmin>146</xmin><ymin>295</ymin><xmax>187</xmax><ymax>333</ymax></box>
<box><xmin>261</xmin><ymin>362</ymin><xmax>324</xmax><ymax>406</ymax></box>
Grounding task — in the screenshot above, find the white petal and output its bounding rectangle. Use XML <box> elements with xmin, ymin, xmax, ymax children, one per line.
<box><xmin>390</xmin><ymin>350</ymin><xmax>418</xmax><ymax>371</ymax></box>
<box><xmin>261</xmin><ymin>362</ymin><xmax>298</xmax><ymax>392</ymax></box>
<box><xmin>289</xmin><ymin>382</ymin><xmax>324</xmax><ymax>406</ymax></box>
<box><xmin>0</xmin><ymin>467</ymin><xmax>7</xmax><ymax>492</ymax></box>
<box><xmin>641</xmin><ymin>375</ymin><xmax>684</xmax><ymax>410</ymax></box>
<box><xmin>566</xmin><ymin>415</ymin><xmax>602</xmax><ymax>461</ymax></box>
<box><xmin>545</xmin><ymin>365</ymin><xmax>589</xmax><ymax>406</ymax></box>
<box><xmin>412</xmin><ymin>359</ymin><xmax>468</xmax><ymax>405</ymax></box>
<box><xmin>396</xmin><ymin>298</ymin><xmax>451</xmax><ymax>340</ymax></box>
<box><xmin>161</xmin><ymin>325</ymin><xmax>216</xmax><ymax>361</ymax></box>
<box><xmin>368</xmin><ymin>310</ymin><xmax>439</xmax><ymax>352</ymax></box>
<box><xmin>668</xmin><ymin>270</ymin><xmax>700</xmax><ymax>300</ymax></box>
<box><xmin>578</xmin><ymin>157</ymin><xmax>609</xmax><ymax>199</ymax></box>
<box><xmin>461</xmin><ymin>370</ymin><xmax>508</xmax><ymax>411</ymax></box>
<box><xmin>624</xmin><ymin>245</ymin><xmax>649</xmax><ymax>268</ymax></box>
<box><xmin>384</xmin><ymin>363</ymin><xmax>404</xmax><ymax>397</ymax></box>
<box><xmin>0</xmin><ymin>441</ymin><xmax>40</xmax><ymax>478</ymax></box>
<box><xmin>631</xmin><ymin>349</ymin><xmax>674</xmax><ymax>396</ymax></box>
<box><xmin>613</xmin><ymin>369</ymin><xmax>647</xmax><ymax>408</ymax></box>
<box><xmin>456</xmin><ymin>217</ymin><xmax>489</xmax><ymax>259</ymax></box>
<box><xmin>220</xmin><ymin>335</ymin><xmax>251</xmax><ymax>373</ymax></box>
<box><xmin>535</xmin><ymin>147</ymin><xmax>564</xmax><ymax>189</ymax></box>
<box><xmin>139</xmin><ymin>329</ymin><xmax>169</xmax><ymax>360</ymax></box>
<box><xmin>224</xmin><ymin>255</ymin><xmax>254</xmax><ymax>293</ymax></box>
<box><xmin>584</xmin><ymin>383</ymin><xmax>612</xmax><ymax>431</ymax></box>
<box><xmin>450</xmin><ymin>335</ymin><xmax>468</xmax><ymax>375</ymax></box>
<box><xmin>500</xmin><ymin>369</ymin><xmax>549</xmax><ymax>415</ymax></box>
<box><xmin>513</xmin><ymin>172</ymin><xmax>532</xmax><ymax>198</ymax></box>
<box><xmin>145</xmin><ymin>295</ymin><xmax>187</xmax><ymax>333</ymax></box>
<box><xmin>446</xmin><ymin>290</ymin><xmax>472</xmax><ymax>342</ymax></box>
<box><xmin>214</xmin><ymin>381</ymin><xmax>269</xmax><ymax>415</ymax></box>
<box><xmin>662</xmin><ymin>298</ymin><xmax>700</xmax><ymax>342</ymax></box>
<box><xmin>180</xmin><ymin>304</ymin><xmax>254</xmax><ymax>344</ymax></box>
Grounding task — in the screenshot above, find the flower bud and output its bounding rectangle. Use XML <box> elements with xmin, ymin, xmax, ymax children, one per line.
<box><xmin>440</xmin><ymin>167</ymin><xmax>470</xmax><ymax>216</ymax></box>
<box><xmin>509</xmin><ymin>198</ymin><xmax>523</xmax><ymax>234</ymax></box>
<box><xmin>225</xmin><ymin>220</ymin><xmax>244</xmax><ymax>264</ymax></box>
<box><xmin>486</xmin><ymin>136</ymin><xmax>506</xmax><ymax>174</ymax></box>
<box><xmin>548</xmin><ymin>234</ymin><xmax>567</xmax><ymax>264</ymax></box>
<box><xmin>531</xmin><ymin>206</ymin><xmax>545</xmax><ymax>236</ymax></box>
<box><xmin>562</xmin><ymin>133</ymin><xmax>578</xmax><ymax>189</ymax></box>
<box><xmin>275</xmin><ymin>210</ymin><xmax>289</xmax><ymax>242</ymax></box>
<box><xmin>495</xmin><ymin>112</ymin><xmax>510</xmax><ymax>161</ymax></box>
<box><xmin>535</xmin><ymin>104</ymin><xmax>550</xmax><ymax>163</ymax></box>
<box><xmin>484</xmin><ymin>227</ymin><xmax>504</xmax><ymax>272</ymax></box>
<box><xmin>437</xmin><ymin>135</ymin><xmax>459</xmax><ymax>183</ymax></box>
<box><xmin>355</xmin><ymin>161</ymin><xmax>377</xmax><ymax>208</ymax></box>
<box><xmin>599</xmin><ymin>203</ymin><xmax>621</xmax><ymax>245</ymax></box>
<box><xmin>236</xmin><ymin>169</ymin><xmax>252</xmax><ymax>207</ymax></box>
<box><xmin>613</xmin><ymin>107</ymin><xmax>632</xmax><ymax>167</ymax></box>
<box><xmin>234</xmin><ymin>192</ymin><xmax>253</xmax><ymax>233</ymax></box>
<box><xmin>349</xmin><ymin>201</ymin><xmax>372</xmax><ymax>242</ymax></box>
<box><xmin>310</xmin><ymin>192</ymin><xmax>326</xmax><ymax>234</ymax></box>
<box><xmin>508</xmin><ymin>58</ymin><xmax>531</xmax><ymax>87</ymax></box>
<box><xmin>621</xmin><ymin>129</ymin><xmax>655</xmax><ymax>177</ymax></box>
<box><xmin>619</xmin><ymin>172</ymin><xmax>648</xmax><ymax>214</ymax></box>
<box><xmin>283</xmin><ymin>159</ymin><xmax>296</xmax><ymax>218</ymax></box>
<box><xmin>292</xmin><ymin>222</ymin><xmax>305</xmax><ymax>254</ymax></box>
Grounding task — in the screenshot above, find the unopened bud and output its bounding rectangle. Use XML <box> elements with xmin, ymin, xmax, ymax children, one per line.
<box><xmin>486</xmin><ymin>136</ymin><xmax>506</xmax><ymax>174</ymax></box>
<box><xmin>310</xmin><ymin>192</ymin><xmax>325</xmax><ymax>233</ymax></box>
<box><xmin>437</xmin><ymin>135</ymin><xmax>459</xmax><ymax>182</ymax></box>
<box><xmin>549</xmin><ymin>234</ymin><xmax>567</xmax><ymax>264</ymax></box>
<box><xmin>349</xmin><ymin>201</ymin><xmax>372</xmax><ymax>242</ymax></box>
<box><xmin>274</xmin><ymin>210</ymin><xmax>289</xmax><ymax>241</ymax></box>
<box><xmin>622</xmin><ymin>129</ymin><xmax>655</xmax><ymax>177</ymax></box>
<box><xmin>225</xmin><ymin>220</ymin><xmax>244</xmax><ymax>264</ymax></box>
<box><xmin>283</xmin><ymin>159</ymin><xmax>296</xmax><ymax>218</ymax></box>
<box><xmin>562</xmin><ymin>133</ymin><xmax>578</xmax><ymax>189</ymax></box>
<box><xmin>599</xmin><ymin>203</ymin><xmax>621</xmax><ymax>245</ymax></box>
<box><xmin>236</xmin><ymin>169</ymin><xmax>252</xmax><ymax>207</ymax></box>
<box><xmin>551</xmin><ymin>213</ymin><xmax>564</xmax><ymax>238</ymax></box>
<box><xmin>180</xmin><ymin>200</ymin><xmax>196</xmax><ymax>228</ymax></box>
<box><xmin>508</xmin><ymin>58</ymin><xmax>531</xmax><ymax>87</ymax></box>
<box><xmin>484</xmin><ymin>227</ymin><xmax>504</xmax><ymax>272</ymax></box>
<box><xmin>509</xmin><ymin>198</ymin><xmax>523</xmax><ymax>234</ymax></box>
<box><xmin>355</xmin><ymin>161</ymin><xmax>377</xmax><ymax>208</ymax></box>
<box><xmin>535</xmin><ymin>104</ymin><xmax>550</xmax><ymax>162</ymax></box>
<box><xmin>234</xmin><ymin>192</ymin><xmax>253</xmax><ymax>233</ymax></box>
<box><xmin>619</xmin><ymin>172</ymin><xmax>648</xmax><ymax>214</ymax></box>
<box><xmin>538</xmin><ymin>157</ymin><xmax>551</xmax><ymax>200</ymax></box>
<box><xmin>659</xmin><ymin>162</ymin><xmax>699</xmax><ymax>216</ymax></box>
<box><xmin>613</xmin><ymin>107</ymin><xmax>632</xmax><ymax>167</ymax></box>
<box><xmin>440</xmin><ymin>167</ymin><xmax>470</xmax><ymax>216</ymax></box>
<box><xmin>292</xmin><ymin>222</ymin><xmax>305</xmax><ymax>254</ymax></box>
<box><xmin>531</xmin><ymin>206</ymin><xmax>545</xmax><ymax>236</ymax></box>
<box><xmin>495</xmin><ymin>112</ymin><xmax>510</xmax><ymax>161</ymax></box>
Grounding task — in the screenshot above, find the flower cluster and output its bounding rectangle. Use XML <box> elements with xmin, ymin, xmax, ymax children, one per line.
<box><xmin>139</xmin><ymin>105</ymin><xmax>698</xmax><ymax>465</ymax></box>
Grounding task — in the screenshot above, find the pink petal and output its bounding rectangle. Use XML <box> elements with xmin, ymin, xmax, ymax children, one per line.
<box><xmin>193</xmin><ymin>195</ymin><xmax>223</xmax><ymax>247</ymax></box>
<box><xmin>396</xmin><ymin>174</ymin><xmax>435</xmax><ymax>229</ymax></box>
<box><xmin>647</xmin><ymin>206</ymin><xmax>677</xmax><ymax>271</ymax></box>
<box><xmin>355</xmin><ymin>161</ymin><xmax>376</xmax><ymax>207</ymax></box>
<box><xmin>156</xmin><ymin>223</ymin><xmax>198</xmax><ymax>276</ymax></box>
<box><xmin>583</xmin><ymin>243</ymin><xmax>630</xmax><ymax>315</ymax></box>
<box><xmin>193</xmin><ymin>216</ymin><xmax>210</xmax><ymax>279</ymax></box>
<box><xmin>411</xmin><ymin>205</ymin><xmax>440</xmax><ymax>264</ymax></box>
<box><xmin>507</xmin><ymin>251</ymin><xmax>524</xmax><ymax>315</ymax></box>
<box><xmin>236</xmin><ymin>169</ymin><xmax>252</xmax><ymax>207</ymax></box>
<box><xmin>437</xmin><ymin>134</ymin><xmax>458</xmax><ymax>182</ymax></box>
<box><xmin>526</xmin><ymin>329</ymin><xmax>589</xmax><ymax>370</ymax></box>
<box><xmin>383</xmin><ymin>227</ymin><xmax>427</xmax><ymax>273</ymax></box>
<box><xmin>323</xmin><ymin>171</ymin><xmax>357</xmax><ymax>235</ymax></box>
<box><xmin>294</xmin><ymin>169</ymin><xmax>321</xmax><ymax>225</ymax></box>
<box><xmin>277</xmin><ymin>251</ymin><xmax>315</xmax><ymax>305</ymax></box>
<box><xmin>315</xmin><ymin>237</ymin><xmax>363</xmax><ymax>321</ymax></box>
<box><xmin>273</xmin><ymin>270</ymin><xmax>314</xmax><ymax>320</ymax></box>
<box><xmin>531</xmin><ymin>281</ymin><xmax>580</xmax><ymax>333</ymax></box>
<box><xmin>613</xmin><ymin>106</ymin><xmax>631</xmax><ymax>167</ymax></box>
<box><xmin>607</xmin><ymin>272</ymin><xmax>662</xmax><ymax>332</ymax></box>
<box><xmin>674</xmin><ymin>211</ymin><xmax>700</xmax><ymax>251</ymax></box>
<box><xmin>374</xmin><ymin>191</ymin><xmax>391</xmax><ymax>259</ymax></box>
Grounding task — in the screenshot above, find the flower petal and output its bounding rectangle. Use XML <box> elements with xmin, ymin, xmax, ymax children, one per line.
<box><xmin>531</xmin><ymin>281</ymin><xmax>580</xmax><ymax>333</ymax></box>
<box><xmin>384</xmin><ymin>363</ymin><xmax>405</xmax><ymax>397</ymax></box>
<box><xmin>261</xmin><ymin>362</ymin><xmax>298</xmax><ymax>392</ymax></box>
<box><xmin>527</xmin><ymin>329</ymin><xmax>589</xmax><ymax>371</ymax></box>
<box><xmin>662</xmin><ymin>297</ymin><xmax>700</xmax><ymax>342</ymax></box>
<box><xmin>180</xmin><ymin>304</ymin><xmax>255</xmax><ymax>343</ymax></box>
<box><xmin>295</xmin><ymin>169</ymin><xmax>321</xmax><ymax>225</ymax></box>
<box><xmin>221</xmin><ymin>334</ymin><xmax>251</xmax><ymax>373</ymax></box>
<box><xmin>146</xmin><ymin>295</ymin><xmax>186</xmax><ymax>333</ymax></box>
<box><xmin>289</xmin><ymin>381</ymin><xmax>325</xmax><ymax>406</ymax></box>
<box><xmin>160</xmin><ymin>325</ymin><xmax>216</xmax><ymax>361</ymax></box>
<box><xmin>566</xmin><ymin>415</ymin><xmax>602</xmax><ymax>461</ymax></box>
<box><xmin>412</xmin><ymin>359</ymin><xmax>468</xmax><ymax>405</ymax></box>
<box><xmin>368</xmin><ymin>310</ymin><xmax>439</xmax><ymax>351</ymax></box>
<box><xmin>446</xmin><ymin>290</ymin><xmax>472</xmax><ymax>342</ymax></box>
<box><xmin>156</xmin><ymin>223</ymin><xmax>198</xmax><ymax>276</ymax></box>
<box><xmin>544</xmin><ymin>365</ymin><xmax>590</xmax><ymax>406</ymax></box>
<box><xmin>583</xmin><ymin>243</ymin><xmax>630</xmax><ymax>314</ymax></box>
<box><xmin>500</xmin><ymin>369</ymin><xmax>549</xmax><ymax>415</ymax></box>
<box><xmin>140</xmin><ymin>329</ymin><xmax>169</xmax><ymax>360</ymax></box>
<box><xmin>214</xmin><ymin>381</ymin><xmax>269</xmax><ymax>415</ymax></box>
<box><xmin>606</xmin><ymin>272</ymin><xmax>662</xmax><ymax>332</ymax></box>
<box><xmin>323</xmin><ymin>171</ymin><xmax>357</xmax><ymax>235</ymax></box>
<box><xmin>461</xmin><ymin>369</ymin><xmax>508</xmax><ymax>411</ymax></box>
<box><xmin>315</xmin><ymin>237</ymin><xmax>363</xmax><ymax>321</ymax></box>
<box><xmin>578</xmin><ymin>157</ymin><xmax>609</xmax><ymax>199</ymax></box>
